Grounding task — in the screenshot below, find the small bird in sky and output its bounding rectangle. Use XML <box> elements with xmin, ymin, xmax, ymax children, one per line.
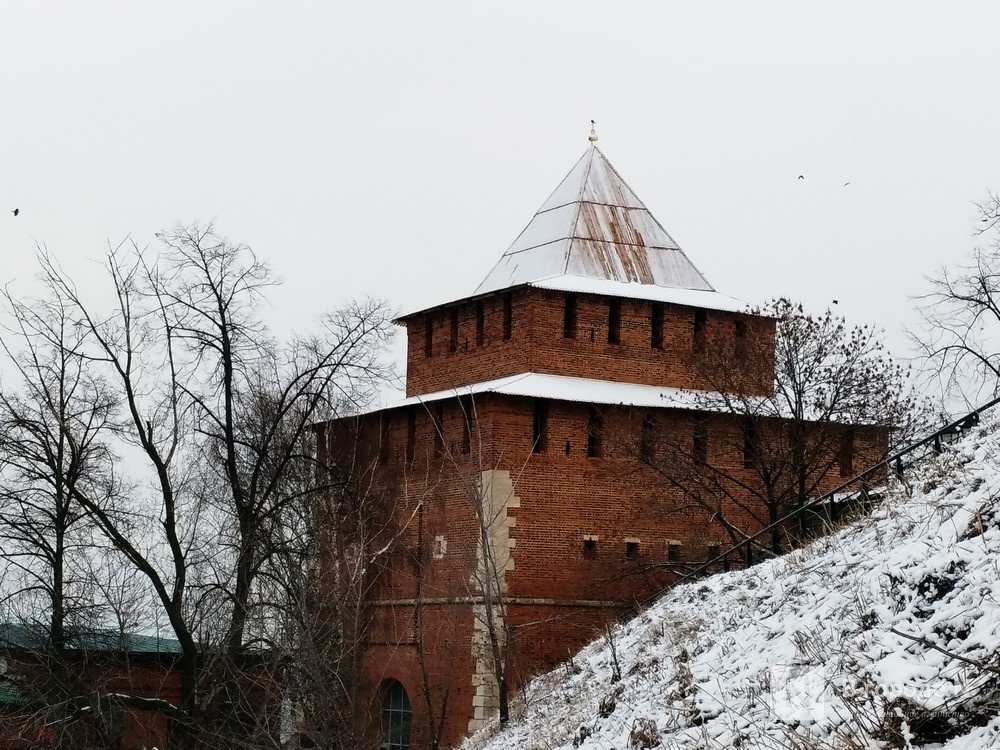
<box><xmin>832</xmin><ymin>300</ymin><xmax>839</xmax><ymax>305</ymax></box>
<box><xmin>797</xmin><ymin>175</ymin><xmax>804</xmax><ymax>180</ymax></box>
<box><xmin>843</xmin><ymin>182</ymin><xmax>851</xmax><ymax>187</ymax></box>
<box><xmin>11</xmin><ymin>208</ymin><xmax>18</xmax><ymax>216</ymax></box>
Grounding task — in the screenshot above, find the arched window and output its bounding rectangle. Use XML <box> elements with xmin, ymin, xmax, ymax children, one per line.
<box><xmin>380</xmin><ymin>679</ymin><xmax>412</xmax><ymax>750</ymax></box>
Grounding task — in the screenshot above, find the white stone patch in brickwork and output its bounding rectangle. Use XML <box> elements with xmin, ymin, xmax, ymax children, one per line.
<box><xmin>467</xmin><ymin>469</ymin><xmax>519</xmax><ymax>733</ymax></box>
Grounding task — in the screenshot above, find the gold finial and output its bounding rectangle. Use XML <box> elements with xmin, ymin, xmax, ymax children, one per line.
<box><xmin>588</xmin><ymin>120</ymin><xmax>598</xmax><ymax>146</ymax></box>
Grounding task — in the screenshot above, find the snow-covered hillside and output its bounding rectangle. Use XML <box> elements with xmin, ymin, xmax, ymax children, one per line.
<box><xmin>466</xmin><ymin>417</ymin><xmax>1000</xmax><ymax>749</ymax></box>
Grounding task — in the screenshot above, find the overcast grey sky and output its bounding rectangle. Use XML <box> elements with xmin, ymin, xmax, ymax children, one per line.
<box><xmin>3</xmin><ymin>2</ymin><xmax>1000</xmax><ymax>381</ymax></box>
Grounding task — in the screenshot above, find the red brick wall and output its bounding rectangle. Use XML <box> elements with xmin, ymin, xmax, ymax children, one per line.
<box><xmin>0</xmin><ymin>655</ymin><xmax>182</xmax><ymax>750</ymax></box>
<box><xmin>362</xmin><ymin>604</ymin><xmax>477</xmax><ymax>750</ymax></box>
<box><xmin>403</xmin><ymin>291</ymin><xmax>531</xmax><ymax>397</ymax></box>
<box><xmin>401</xmin><ymin>288</ymin><xmax>775</xmax><ymax>397</ymax></box>
<box><xmin>325</xmin><ymin>393</ymin><xmax>887</xmax><ymax>749</ymax></box>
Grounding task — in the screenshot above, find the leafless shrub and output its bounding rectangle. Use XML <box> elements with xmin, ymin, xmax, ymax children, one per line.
<box><xmin>627</xmin><ymin>716</ymin><xmax>660</xmax><ymax>748</ymax></box>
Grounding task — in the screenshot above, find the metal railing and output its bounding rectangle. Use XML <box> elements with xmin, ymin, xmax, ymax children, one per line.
<box><xmin>670</xmin><ymin>394</ymin><xmax>1000</xmax><ymax>589</ymax></box>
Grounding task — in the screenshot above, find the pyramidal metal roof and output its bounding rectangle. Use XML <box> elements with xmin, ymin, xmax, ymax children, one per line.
<box><xmin>474</xmin><ymin>144</ymin><xmax>716</xmax><ymax>296</ymax></box>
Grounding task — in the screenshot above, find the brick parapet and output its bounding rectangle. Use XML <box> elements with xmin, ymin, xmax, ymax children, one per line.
<box><xmin>401</xmin><ymin>288</ymin><xmax>775</xmax><ymax>397</ymax></box>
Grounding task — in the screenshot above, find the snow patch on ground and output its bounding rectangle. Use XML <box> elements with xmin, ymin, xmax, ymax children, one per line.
<box><xmin>465</xmin><ymin>418</ymin><xmax>1000</xmax><ymax>750</ymax></box>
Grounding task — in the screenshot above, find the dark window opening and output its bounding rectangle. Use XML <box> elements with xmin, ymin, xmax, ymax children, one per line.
<box><xmin>564</xmin><ymin>293</ymin><xmax>578</xmax><ymax>339</ymax></box>
<box><xmin>532</xmin><ymin>399</ymin><xmax>548</xmax><ymax>454</ymax></box>
<box><xmin>380</xmin><ymin>680</ymin><xmax>412</xmax><ymax>750</ymax></box>
<box><xmin>693</xmin><ymin>309</ymin><xmax>708</xmax><ymax>353</ymax></box>
<box><xmin>582</xmin><ymin>537</ymin><xmax>597</xmax><ymax>559</ymax></box>
<box><xmin>667</xmin><ymin>541</ymin><xmax>682</xmax><ymax>562</ymax></box>
<box><xmin>502</xmin><ymin>293</ymin><xmax>513</xmax><ymax>341</ymax></box>
<box><xmin>475</xmin><ymin>300</ymin><xmax>485</xmax><ymax>347</ymax></box>
<box><xmin>693</xmin><ymin>417</ymin><xmax>708</xmax><ymax>465</ymax></box>
<box><xmin>639</xmin><ymin>412</ymin><xmax>656</xmax><ymax>461</ymax></box>
<box><xmin>423</xmin><ymin>314</ymin><xmax>433</xmax><ymax>358</ymax></box>
<box><xmin>743</xmin><ymin>418</ymin><xmax>759</xmax><ymax>469</ymax></box>
<box><xmin>378</xmin><ymin>417</ymin><xmax>391</xmax><ymax>466</ymax></box>
<box><xmin>565</xmin><ymin>439</ymin><xmax>572</xmax><ymax>456</ymax></box>
<box><xmin>449</xmin><ymin>308</ymin><xmax>459</xmax><ymax>352</ymax></box>
<box><xmin>651</xmin><ymin>303</ymin><xmax>664</xmax><ymax>349</ymax></box>
<box><xmin>735</xmin><ymin>318</ymin><xmax>747</xmax><ymax>356</ymax></box>
<box><xmin>607</xmin><ymin>298</ymin><xmax>621</xmax><ymax>344</ymax></box>
<box><xmin>625</xmin><ymin>540</ymin><xmax>640</xmax><ymax>560</ymax></box>
<box><xmin>587</xmin><ymin>407</ymin><xmax>604</xmax><ymax>458</ymax></box>
<box><xmin>459</xmin><ymin>396</ymin><xmax>472</xmax><ymax>455</ymax></box>
<box><xmin>405</xmin><ymin>411</ymin><xmax>416</xmax><ymax>464</ymax></box>
<box><xmin>433</xmin><ymin>403</ymin><xmax>444</xmax><ymax>457</ymax></box>
<box><xmin>838</xmin><ymin>430</ymin><xmax>855</xmax><ymax>477</ymax></box>
<box><xmin>707</xmin><ymin>544</ymin><xmax>721</xmax><ymax>560</ymax></box>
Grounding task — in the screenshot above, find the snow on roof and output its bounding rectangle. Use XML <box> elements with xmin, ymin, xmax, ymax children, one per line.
<box><xmin>474</xmin><ymin>145</ymin><xmax>715</xmax><ymax>296</ymax></box>
<box><xmin>364</xmin><ymin>372</ymin><xmax>749</xmax><ymax>415</ymax></box>
<box><xmin>528</xmin><ymin>275</ymin><xmax>747</xmax><ymax>313</ymax></box>
<box><xmin>395</xmin><ymin>275</ymin><xmax>749</xmax><ymax>320</ymax></box>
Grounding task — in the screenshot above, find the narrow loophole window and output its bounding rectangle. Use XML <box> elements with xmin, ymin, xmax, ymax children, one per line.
<box><xmin>459</xmin><ymin>395</ymin><xmax>472</xmax><ymax>455</ymax></box>
<box><xmin>532</xmin><ymin>399</ymin><xmax>548</xmax><ymax>454</ymax></box>
<box><xmin>378</xmin><ymin>416</ymin><xmax>391</xmax><ymax>466</ymax></box>
<box><xmin>651</xmin><ymin>303</ymin><xmax>664</xmax><ymax>349</ymax></box>
<box><xmin>693</xmin><ymin>309</ymin><xmax>708</xmax><ymax>353</ymax></box>
<box><xmin>693</xmin><ymin>417</ymin><xmax>708</xmax><ymax>465</ymax></box>
<box><xmin>405</xmin><ymin>410</ymin><xmax>416</xmax><ymax>464</ymax></box>
<box><xmin>735</xmin><ymin>318</ymin><xmax>747</xmax><ymax>356</ymax></box>
<box><xmin>564</xmin><ymin>293</ymin><xmax>578</xmax><ymax>339</ymax></box>
<box><xmin>743</xmin><ymin>418</ymin><xmax>759</xmax><ymax>469</ymax></box>
<box><xmin>587</xmin><ymin>406</ymin><xmax>603</xmax><ymax>458</ymax></box>
<box><xmin>433</xmin><ymin>403</ymin><xmax>444</xmax><ymax>458</ymax></box>
<box><xmin>423</xmin><ymin>313</ymin><xmax>433</xmax><ymax>358</ymax></box>
<box><xmin>449</xmin><ymin>308</ymin><xmax>459</xmax><ymax>352</ymax></box>
<box><xmin>502</xmin><ymin>293</ymin><xmax>513</xmax><ymax>341</ymax></box>
<box><xmin>639</xmin><ymin>412</ymin><xmax>656</xmax><ymax>461</ymax></box>
<box><xmin>475</xmin><ymin>300</ymin><xmax>485</xmax><ymax>347</ymax></box>
<box><xmin>608</xmin><ymin>298</ymin><xmax>621</xmax><ymax>344</ymax></box>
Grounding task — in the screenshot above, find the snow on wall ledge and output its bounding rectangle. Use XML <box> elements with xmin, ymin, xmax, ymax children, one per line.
<box><xmin>464</xmin><ymin>416</ymin><xmax>1000</xmax><ymax>750</ymax></box>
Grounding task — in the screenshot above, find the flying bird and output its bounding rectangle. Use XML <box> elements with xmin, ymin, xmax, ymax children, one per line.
<box><xmin>843</xmin><ymin>182</ymin><xmax>851</xmax><ymax>187</ymax></box>
<box><xmin>11</xmin><ymin>208</ymin><xmax>18</xmax><ymax>216</ymax></box>
<box><xmin>832</xmin><ymin>300</ymin><xmax>839</xmax><ymax>305</ymax></box>
<box><xmin>797</xmin><ymin>175</ymin><xmax>804</xmax><ymax>180</ymax></box>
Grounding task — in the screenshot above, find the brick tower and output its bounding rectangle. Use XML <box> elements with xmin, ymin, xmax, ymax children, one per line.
<box><xmin>316</xmin><ymin>137</ymin><xmax>872</xmax><ymax>750</ymax></box>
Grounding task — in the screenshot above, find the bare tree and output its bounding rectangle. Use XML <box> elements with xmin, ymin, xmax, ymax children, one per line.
<box><xmin>639</xmin><ymin>299</ymin><xmax>922</xmax><ymax>557</ymax></box>
<box><xmin>913</xmin><ymin>192</ymin><xmax>1000</xmax><ymax>405</ymax></box>
<box><xmin>0</xmin><ymin>282</ymin><xmax>179</xmax><ymax>749</ymax></box>
<box><xmin>0</xmin><ymin>225</ymin><xmax>394</xmax><ymax>747</ymax></box>
<box><xmin>0</xmin><ymin>282</ymin><xmax>126</xmax><ymax>746</ymax></box>
<box><xmin>0</xmin><ymin>284</ymin><xmax>117</xmax><ymax>636</ymax></box>
<box><xmin>278</xmin><ymin>414</ymin><xmax>408</xmax><ymax>750</ymax></box>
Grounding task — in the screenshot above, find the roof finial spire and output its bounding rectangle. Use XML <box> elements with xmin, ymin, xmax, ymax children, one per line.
<box><xmin>588</xmin><ymin>120</ymin><xmax>598</xmax><ymax>147</ymax></box>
